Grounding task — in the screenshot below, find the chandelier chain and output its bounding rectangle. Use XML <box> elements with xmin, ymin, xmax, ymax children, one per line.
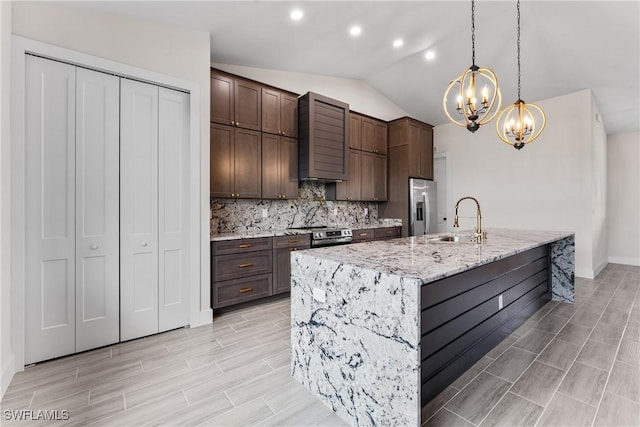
<box><xmin>471</xmin><ymin>0</ymin><xmax>476</xmax><ymax>66</ymax></box>
<box><xmin>517</xmin><ymin>0</ymin><xmax>521</xmax><ymax>99</ymax></box>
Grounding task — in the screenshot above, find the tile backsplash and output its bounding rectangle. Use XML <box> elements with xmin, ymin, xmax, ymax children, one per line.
<box><xmin>211</xmin><ymin>182</ymin><xmax>393</xmax><ymax>234</ymax></box>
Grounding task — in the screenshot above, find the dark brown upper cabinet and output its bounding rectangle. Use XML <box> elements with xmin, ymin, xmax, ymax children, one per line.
<box><xmin>388</xmin><ymin>117</ymin><xmax>434</xmax><ymax>180</ymax></box>
<box><xmin>328</xmin><ymin>149</ymin><xmax>362</xmax><ymax>201</ymax></box>
<box><xmin>210</xmin><ymin>71</ymin><xmax>261</xmax><ymax>131</ymax></box>
<box><xmin>262</xmin><ymin>134</ymin><xmax>298</xmax><ymax>200</ymax></box>
<box><xmin>262</xmin><ymin>88</ymin><xmax>298</xmax><ymax>138</ymax></box>
<box><xmin>210</xmin><ymin>123</ymin><xmax>262</xmax><ymax>199</ymax></box>
<box><xmin>350</xmin><ymin>112</ymin><xmax>387</xmax><ymax>154</ymax></box>
<box><xmin>349</xmin><ymin>114</ymin><xmax>362</xmax><ymax>150</ymax></box>
<box><xmin>298</xmin><ymin>92</ymin><xmax>349</xmax><ymax>182</ymax></box>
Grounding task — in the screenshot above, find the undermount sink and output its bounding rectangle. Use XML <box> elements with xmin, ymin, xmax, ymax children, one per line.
<box><xmin>428</xmin><ymin>234</ymin><xmax>473</xmax><ymax>243</ymax></box>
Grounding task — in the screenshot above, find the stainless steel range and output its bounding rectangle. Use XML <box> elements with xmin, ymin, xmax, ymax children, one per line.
<box><xmin>288</xmin><ymin>226</ymin><xmax>353</xmax><ymax>247</ymax></box>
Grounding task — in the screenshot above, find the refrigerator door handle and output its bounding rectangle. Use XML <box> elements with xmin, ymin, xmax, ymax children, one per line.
<box><xmin>423</xmin><ymin>193</ymin><xmax>430</xmax><ymax>235</ymax></box>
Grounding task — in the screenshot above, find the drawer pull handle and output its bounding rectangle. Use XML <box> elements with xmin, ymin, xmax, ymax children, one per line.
<box><xmin>386</xmin><ymin>231</ymin><xmax>393</xmax><ymax>234</ymax></box>
<box><xmin>287</xmin><ymin>239</ymin><xmax>300</xmax><ymax>243</ymax></box>
<box><xmin>359</xmin><ymin>233</ymin><xmax>368</xmax><ymax>236</ymax></box>
<box><xmin>238</xmin><ymin>262</ymin><xmax>254</xmax><ymax>268</ymax></box>
<box><xmin>238</xmin><ymin>244</ymin><xmax>252</xmax><ymax>248</ymax></box>
<box><xmin>239</xmin><ymin>287</ymin><xmax>253</xmax><ymax>293</ymax></box>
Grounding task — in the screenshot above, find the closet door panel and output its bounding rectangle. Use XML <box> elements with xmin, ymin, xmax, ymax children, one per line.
<box><xmin>120</xmin><ymin>79</ymin><xmax>159</xmax><ymax>341</ymax></box>
<box><xmin>158</xmin><ymin>88</ymin><xmax>190</xmax><ymax>332</ymax></box>
<box><xmin>24</xmin><ymin>56</ymin><xmax>76</xmax><ymax>364</ymax></box>
<box><xmin>75</xmin><ymin>68</ymin><xmax>120</xmax><ymax>351</ymax></box>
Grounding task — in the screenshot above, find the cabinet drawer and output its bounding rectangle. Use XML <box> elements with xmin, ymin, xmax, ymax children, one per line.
<box><xmin>352</xmin><ymin>228</ymin><xmax>374</xmax><ymax>243</ymax></box>
<box><xmin>213</xmin><ymin>274</ymin><xmax>272</xmax><ymax>308</ymax></box>
<box><xmin>213</xmin><ymin>251</ymin><xmax>272</xmax><ymax>282</ymax></box>
<box><xmin>374</xmin><ymin>227</ymin><xmax>401</xmax><ymax>240</ymax></box>
<box><xmin>274</xmin><ymin>234</ymin><xmax>311</xmax><ymax>249</ymax></box>
<box><xmin>212</xmin><ymin>237</ymin><xmax>272</xmax><ymax>255</ymax></box>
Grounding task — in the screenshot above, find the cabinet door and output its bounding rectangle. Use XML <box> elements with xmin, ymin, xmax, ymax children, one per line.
<box><xmin>158</xmin><ymin>88</ymin><xmax>190</xmax><ymax>333</ymax></box>
<box><xmin>348</xmin><ymin>149</ymin><xmax>362</xmax><ymax>201</ymax></box>
<box><xmin>234</xmin><ymin>128</ymin><xmax>262</xmax><ymax>198</ymax></box>
<box><xmin>210</xmin><ymin>73</ymin><xmax>234</xmax><ymax>126</ymax></box>
<box><xmin>361</xmin><ymin>151</ymin><xmax>375</xmax><ymax>201</ymax></box>
<box><xmin>261</xmin><ymin>133</ymin><xmax>280</xmax><ymax>199</ymax></box>
<box><xmin>361</xmin><ymin>117</ymin><xmax>375</xmax><ymax>152</ymax></box>
<box><xmin>374</xmin><ymin>121</ymin><xmax>388</xmax><ymax>154</ymax></box>
<box><xmin>75</xmin><ymin>68</ymin><xmax>120</xmax><ymax>352</ymax></box>
<box><xmin>349</xmin><ymin>113</ymin><xmax>362</xmax><ymax>150</ymax></box>
<box><xmin>25</xmin><ymin>56</ymin><xmax>77</xmax><ymax>364</ymax></box>
<box><xmin>120</xmin><ymin>79</ymin><xmax>159</xmax><ymax>342</ymax></box>
<box><xmin>280</xmin><ymin>93</ymin><xmax>298</xmax><ymax>138</ymax></box>
<box><xmin>234</xmin><ymin>79</ymin><xmax>261</xmax><ymax>131</ymax></box>
<box><xmin>408</xmin><ymin>122</ymin><xmax>422</xmax><ymax>177</ymax></box>
<box><xmin>261</xmin><ymin>88</ymin><xmax>280</xmax><ymax>135</ymax></box>
<box><xmin>373</xmin><ymin>154</ymin><xmax>387</xmax><ymax>201</ymax></box>
<box><xmin>420</xmin><ymin>125</ymin><xmax>434</xmax><ymax>180</ymax></box>
<box><xmin>273</xmin><ymin>247</ymin><xmax>293</xmax><ymax>294</ymax></box>
<box><xmin>281</xmin><ymin>137</ymin><xmax>299</xmax><ymax>199</ymax></box>
<box><xmin>210</xmin><ymin>123</ymin><xmax>235</xmax><ymax>198</ymax></box>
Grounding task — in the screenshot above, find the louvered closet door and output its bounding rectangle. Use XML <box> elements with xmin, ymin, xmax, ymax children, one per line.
<box><xmin>120</xmin><ymin>79</ymin><xmax>159</xmax><ymax>341</ymax></box>
<box><xmin>158</xmin><ymin>88</ymin><xmax>190</xmax><ymax>332</ymax></box>
<box><xmin>24</xmin><ymin>56</ymin><xmax>77</xmax><ymax>364</ymax></box>
<box><xmin>75</xmin><ymin>68</ymin><xmax>120</xmax><ymax>351</ymax></box>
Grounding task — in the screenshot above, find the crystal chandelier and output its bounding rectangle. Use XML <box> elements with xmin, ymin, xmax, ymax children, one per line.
<box><xmin>443</xmin><ymin>0</ymin><xmax>501</xmax><ymax>133</ymax></box>
<box><xmin>496</xmin><ymin>0</ymin><xmax>546</xmax><ymax>149</ymax></box>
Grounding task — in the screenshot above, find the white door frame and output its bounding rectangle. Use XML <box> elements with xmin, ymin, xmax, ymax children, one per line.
<box><xmin>11</xmin><ymin>36</ymin><xmax>208</xmax><ymax>371</ymax></box>
<box><xmin>433</xmin><ymin>151</ymin><xmax>451</xmax><ymax>232</ymax></box>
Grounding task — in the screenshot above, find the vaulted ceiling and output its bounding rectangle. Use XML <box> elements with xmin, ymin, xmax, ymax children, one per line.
<box><xmin>64</xmin><ymin>1</ymin><xmax>640</xmax><ymax>135</ymax></box>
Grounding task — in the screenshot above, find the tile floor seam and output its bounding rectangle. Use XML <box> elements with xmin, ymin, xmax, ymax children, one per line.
<box><xmin>442</xmin><ymin>406</ymin><xmax>479</xmax><ymax>427</ymax></box>
<box><xmin>223</xmin><ymin>390</ymin><xmax>236</xmax><ymax>408</ymax></box>
<box><xmin>423</xmin><ymin>388</ymin><xmax>465</xmax><ymax>425</ymax></box>
<box><xmin>555</xmin><ymin>390</ymin><xmax>598</xmax><ymax>408</ymax></box>
<box><xmin>590</xmin><ymin>285</ymin><xmax>639</xmax><ymax>425</ymax></box>
<box><xmin>181</xmin><ymin>389</ymin><xmax>190</xmax><ymax>406</ymax></box>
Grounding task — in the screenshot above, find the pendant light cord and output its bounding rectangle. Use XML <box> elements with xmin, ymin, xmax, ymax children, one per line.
<box><xmin>517</xmin><ymin>0</ymin><xmax>521</xmax><ymax>100</ymax></box>
<box><xmin>471</xmin><ymin>0</ymin><xmax>476</xmax><ymax>66</ymax></box>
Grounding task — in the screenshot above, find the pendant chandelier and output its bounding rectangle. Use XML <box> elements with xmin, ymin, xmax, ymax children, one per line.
<box><xmin>443</xmin><ymin>0</ymin><xmax>501</xmax><ymax>133</ymax></box>
<box><xmin>496</xmin><ymin>0</ymin><xmax>546</xmax><ymax>149</ymax></box>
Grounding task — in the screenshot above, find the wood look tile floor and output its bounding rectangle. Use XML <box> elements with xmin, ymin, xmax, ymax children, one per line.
<box><xmin>1</xmin><ymin>263</ymin><xmax>638</xmax><ymax>426</ymax></box>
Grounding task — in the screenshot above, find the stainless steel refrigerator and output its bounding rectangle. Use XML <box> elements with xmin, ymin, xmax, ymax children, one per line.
<box><xmin>409</xmin><ymin>178</ymin><xmax>438</xmax><ymax>236</ymax></box>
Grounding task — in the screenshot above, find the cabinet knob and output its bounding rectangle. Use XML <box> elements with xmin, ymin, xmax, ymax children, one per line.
<box><xmin>90</xmin><ymin>244</ymin><xmax>99</xmax><ymax>250</ymax></box>
<box><xmin>230</xmin><ymin>121</ymin><xmax>234</xmax><ymax>125</ymax></box>
<box><xmin>141</xmin><ymin>242</ymin><xmax>148</xmax><ymax>247</ymax></box>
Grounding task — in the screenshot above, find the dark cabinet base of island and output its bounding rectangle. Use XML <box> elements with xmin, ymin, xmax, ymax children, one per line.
<box><xmin>421</xmin><ymin>245</ymin><xmax>551</xmax><ymax>405</ymax></box>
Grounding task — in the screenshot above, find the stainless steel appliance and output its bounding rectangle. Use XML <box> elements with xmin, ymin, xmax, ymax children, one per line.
<box><xmin>288</xmin><ymin>226</ymin><xmax>353</xmax><ymax>247</ymax></box>
<box><xmin>409</xmin><ymin>178</ymin><xmax>438</xmax><ymax>236</ymax></box>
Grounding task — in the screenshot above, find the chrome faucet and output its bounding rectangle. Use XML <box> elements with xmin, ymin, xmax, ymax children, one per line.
<box><xmin>453</xmin><ymin>196</ymin><xmax>487</xmax><ymax>242</ymax></box>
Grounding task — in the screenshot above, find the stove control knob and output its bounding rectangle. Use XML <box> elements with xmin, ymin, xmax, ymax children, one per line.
<box><xmin>314</xmin><ymin>233</ymin><xmax>321</xmax><ymax>238</ymax></box>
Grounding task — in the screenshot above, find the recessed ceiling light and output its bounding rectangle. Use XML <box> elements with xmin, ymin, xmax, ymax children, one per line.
<box><xmin>290</xmin><ymin>9</ymin><xmax>303</xmax><ymax>20</ymax></box>
<box><xmin>350</xmin><ymin>26</ymin><xmax>362</xmax><ymax>36</ymax></box>
<box><xmin>393</xmin><ymin>39</ymin><xmax>404</xmax><ymax>48</ymax></box>
<box><xmin>424</xmin><ymin>50</ymin><xmax>436</xmax><ymax>60</ymax></box>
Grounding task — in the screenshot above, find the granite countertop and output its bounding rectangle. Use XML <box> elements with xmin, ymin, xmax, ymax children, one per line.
<box><xmin>294</xmin><ymin>228</ymin><xmax>574</xmax><ymax>284</ymax></box>
<box><xmin>210</xmin><ymin>220</ymin><xmax>402</xmax><ymax>242</ymax></box>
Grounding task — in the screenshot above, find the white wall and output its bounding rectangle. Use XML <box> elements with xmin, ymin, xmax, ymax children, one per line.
<box><xmin>11</xmin><ymin>1</ymin><xmax>212</xmax><ymax>313</ymax></box>
<box><xmin>607</xmin><ymin>132</ymin><xmax>640</xmax><ymax>266</ymax></box>
<box><xmin>434</xmin><ymin>89</ymin><xmax>605</xmax><ymax>278</ymax></box>
<box><xmin>0</xmin><ymin>0</ymin><xmax>13</xmax><ymax>399</ymax></box>
<box><xmin>212</xmin><ymin>62</ymin><xmax>408</xmax><ymax>121</ymax></box>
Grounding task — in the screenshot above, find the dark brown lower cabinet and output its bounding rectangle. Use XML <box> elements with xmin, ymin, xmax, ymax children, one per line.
<box><xmin>351</xmin><ymin>227</ymin><xmax>400</xmax><ymax>243</ymax></box>
<box><xmin>273</xmin><ymin>235</ymin><xmax>311</xmax><ymax>294</ymax></box>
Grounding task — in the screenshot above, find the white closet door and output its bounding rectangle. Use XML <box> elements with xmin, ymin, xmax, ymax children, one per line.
<box><xmin>158</xmin><ymin>88</ymin><xmax>190</xmax><ymax>332</ymax></box>
<box><xmin>24</xmin><ymin>56</ymin><xmax>76</xmax><ymax>364</ymax></box>
<box><xmin>120</xmin><ymin>79</ymin><xmax>159</xmax><ymax>341</ymax></box>
<box><xmin>75</xmin><ymin>68</ymin><xmax>120</xmax><ymax>351</ymax></box>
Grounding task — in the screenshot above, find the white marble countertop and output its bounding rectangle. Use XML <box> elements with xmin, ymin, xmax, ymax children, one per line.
<box><xmin>210</xmin><ymin>220</ymin><xmax>402</xmax><ymax>242</ymax></box>
<box><xmin>294</xmin><ymin>228</ymin><xmax>574</xmax><ymax>284</ymax></box>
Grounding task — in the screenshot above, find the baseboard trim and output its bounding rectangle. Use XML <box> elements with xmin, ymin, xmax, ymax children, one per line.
<box><xmin>594</xmin><ymin>259</ymin><xmax>608</xmax><ymax>278</ymax></box>
<box><xmin>608</xmin><ymin>257</ymin><xmax>640</xmax><ymax>267</ymax></box>
<box><xmin>193</xmin><ymin>308</ymin><xmax>213</xmax><ymax>328</ymax></box>
<box><xmin>1</xmin><ymin>354</ymin><xmax>15</xmax><ymax>400</ymax></box>
<box><xmin>575</xmin><ymin>268</ymin><xmax>595</xmax><ymax>279</ymax></box>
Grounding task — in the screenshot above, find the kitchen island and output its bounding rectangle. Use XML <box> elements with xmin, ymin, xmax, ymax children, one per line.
<box><xmin>290</xmin><ymin>228</ymin><xmax>574</xmax><ymax>426</ymax></box>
